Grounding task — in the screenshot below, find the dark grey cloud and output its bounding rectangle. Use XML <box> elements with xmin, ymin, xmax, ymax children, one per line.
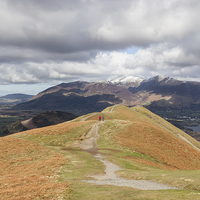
<box><xmin>1</xmin><ymin>0</ymin><xmax>200</xmax><ymax>88</ymax></box>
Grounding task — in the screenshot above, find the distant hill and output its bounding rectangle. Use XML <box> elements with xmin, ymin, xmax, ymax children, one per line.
<box><xmin>1</xmin><ymin>93</ymin><xmax>34</xmax><ymax>100</ymax></box>
<box><xmin>2</xmin><ymin>110</ymin><xmax>76</xmax><ymax>136</ymax></box>
<box><xmin>0</xmin><ymin>93</ymin><xmax>34</xmax><ymax>106</ymax></box>
<box><xmin>13</xmin><ymin>75</ymin><xmax>200</xmax><ymax>115</ymax></box>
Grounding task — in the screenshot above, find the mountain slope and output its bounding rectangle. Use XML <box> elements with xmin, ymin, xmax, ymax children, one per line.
<box><xmin>86</xmin><ymin>105</ymin><xmax>200</xmax><ymax>170</ymax></box>
<box><xmin>14</xmin><ymin>82</ymin><xmax>136</xmax><ymax>115</ymax></box>
<box><xmin>129</xmin><ymin>75</ymin><xmax>200</xmax><ymax>110</ymax></box>
<box><xmin>1</xmin><ymin>105</ymin><xmax>200</xmax><ymax>199</ymax></box>
<box><xmin>14</xmin><ymin>76</ymin><xmax>200</xmax><ymax>115</ymax></box>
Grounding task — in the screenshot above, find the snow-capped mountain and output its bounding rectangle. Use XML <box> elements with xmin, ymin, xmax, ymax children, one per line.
<box><xmin>110</xmin><ymin>75</ymin><xmax>144</xmax><ymax>87</ymax></box>
<box><xmin>14</xmin><ymin>75</ymin><xmax>200</xmax><ymax>115</ymax></box>
<box><xmin>144</xmin><ymin>75</ymin><xmax>165</xmax><ymax>83</ymax></box>
<box><xmin>143</xmin><ymin>75</ymin><xmax>182</xmax><ymax>85</ymax></box>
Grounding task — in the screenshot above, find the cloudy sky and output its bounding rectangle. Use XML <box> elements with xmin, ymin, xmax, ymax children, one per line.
<box><xmin>1</xmin><ymin>0</ymin><xmax>200</xmax><ymax>95</ymax></box>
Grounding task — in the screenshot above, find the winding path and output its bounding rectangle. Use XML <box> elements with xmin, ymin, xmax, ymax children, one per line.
<box><xmin>76</xmin><ymin>121</ymin><xmax>179</xmax><ymax>190</ymax></box>
<box><xmin>110</xmin><ymin>104</ymin><xmax>120</xmax><ymax>112</ymax></box>
<box><xmin>178</xmin><ymin>134</ymin><xmax>200</xmax><ymax>151</ymax></box>
<box><xmin>80</xmin><ymin>113</ymin><xmax>97</xmax><ymax>122</ymax></box>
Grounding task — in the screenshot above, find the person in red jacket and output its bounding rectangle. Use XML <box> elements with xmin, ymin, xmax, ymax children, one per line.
<box><xmin>99</xmin><ymin>116</ymin><xmax>101</xmax><ymax>121</ymax></box>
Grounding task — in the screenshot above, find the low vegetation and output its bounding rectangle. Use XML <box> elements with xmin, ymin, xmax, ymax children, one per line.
<box><xmin>1</xmin><ymin>105</ymin><xmax>200</xmax><ymax>199</ymax></box>
<box><xmin>0</xmin><ymin>137</ymin><xmax>69</xmax><ymax>199</ymax></box>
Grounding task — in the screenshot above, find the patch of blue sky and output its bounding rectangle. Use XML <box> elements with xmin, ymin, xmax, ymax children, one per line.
<box><xmin>120</xmin><ymin>46</ymin><xmax>139</xmax><ymax>54</ymax></box>
<box><xmin>104</xmin><ymin>46</ymin><xmax>139</xmax><ymax>56</ymax></box>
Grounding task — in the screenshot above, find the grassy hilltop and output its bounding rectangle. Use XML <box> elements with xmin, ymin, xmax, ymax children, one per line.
<box><xmin>1</xmin><ymin>105</ymin><xmax>200</xmax><ymax>199</ymax></box>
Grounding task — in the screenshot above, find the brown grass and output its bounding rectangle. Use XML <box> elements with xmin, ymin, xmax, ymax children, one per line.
<box><xmin>123</xmin><ymin>156</ymin><xmax>176</xmax><ymax>170</ymax></box>
<box><xmin>86</xmin><ymin>105</ymin><xmax>141</xmax><ymax>122</ymax></box>
<box><xmin>117</xmin><ymin>122</ymin><xmax>200</xmax><ymax>170</ymax></box>
<box><xmin>0</xmin><ymin>137</ymin><xmax>69</xmax><ymax>199</ymax></box>
<box><xmin>113</xmin><ymin>106</ymin><xmax>140</xmax><ymax>121</ymax></box>
<box><xmin>16</xmin><ymin>121</ymin><xmax>88</xmax><ymax>135</ymax></box>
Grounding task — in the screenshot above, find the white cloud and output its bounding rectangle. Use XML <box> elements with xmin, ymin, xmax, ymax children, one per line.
<box><xmin>2</xmin><ymin>43</ymin><xmax>200</xmax><ymax>85</ymax></box>
<box><xmin>1</xmin><ymin>0</ymin><xmax>200</xmax><ymax>93</ymax></box>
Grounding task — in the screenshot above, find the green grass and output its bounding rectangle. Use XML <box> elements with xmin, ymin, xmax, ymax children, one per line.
<box><xmin>14</xmin><ymin>121</ymin><xmax>96</xmax><ymax>147</ymax></box>
<box><xmin>58</xmin><ymin>150</ymin><xmax>105</xmax><ymax>181</ymax></box>
<box><xmin>95</xmin><ymin>119</ymin><xmax>200</xmax><ymax>193</ymax></box>
<box><xmin>97</xmin><ymin>120</ymin><xmax>162</xmax><ymax>163</ymax></box>
<box><xmin>64</xmin><ymin>185</ymin><xmax>200</xmax><ymax>200</ymax></box>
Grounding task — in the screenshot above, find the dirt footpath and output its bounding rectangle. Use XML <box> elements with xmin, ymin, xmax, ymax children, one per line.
<box><xmin>73</xmin><ymin>121</ymin><xmax>179</xmax><ymax>190</ymax></box>
<box><xmin>74</xmin><ymin>121</ymin><xmax>103</xmax><ymax>150</ymax></box>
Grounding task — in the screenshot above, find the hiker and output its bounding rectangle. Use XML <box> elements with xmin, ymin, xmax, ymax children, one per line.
<box><xmin>99</xmin><ymin>116</ymin><xmax>101</xmax><ymax>121</ymax></box>
<box><xmin>102</xmin><ymin>116</ymin><xmax>104</xmax><ymax>121</ymax></box>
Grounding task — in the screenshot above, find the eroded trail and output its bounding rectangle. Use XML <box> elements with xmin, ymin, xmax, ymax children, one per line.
<box><xmin>76</xmin><ymin>121</ymin><xmax>179</xmax><ymax>190</ymax></box>
<box><xmin>73</xmin><ymin>121</ymin><xmax>103</xmax><ymax>150</ymax></box>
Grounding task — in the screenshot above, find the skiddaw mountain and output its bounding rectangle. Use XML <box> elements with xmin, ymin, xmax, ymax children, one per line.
<box><xmin>14</xmin><ymin>75</ymin><xmax>200</xmax><ymax>115</ymax></box>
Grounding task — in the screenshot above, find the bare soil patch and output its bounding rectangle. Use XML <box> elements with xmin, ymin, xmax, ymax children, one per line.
<box><xmin>73</xmin><ymin>121</ymin><xmax>104</xmax><ymax>150</ymax></box>
<box><xmin>21</xmin><ymin>117</ymin><xmax>36</xmax><ymax>129</ymax></box>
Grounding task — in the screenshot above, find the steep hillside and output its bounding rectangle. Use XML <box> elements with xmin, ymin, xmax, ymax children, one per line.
<box><xmin>14</xmin><ymin>81</ymin><xmax>137</xmax><ymax>115</ymax></box>
<box><xmin>2</xmin><ymin>105</ymin><xmax>200</xmax><ymax>199</ymax></box>
<box><xmin>86</xmin><ymin>105</ymin><xmax>200</xmax><ymax>170</ymax></box>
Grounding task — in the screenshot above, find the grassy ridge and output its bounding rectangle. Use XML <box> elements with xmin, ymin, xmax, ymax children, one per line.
<box><xmin>1</xmin><ymin>105</ymin><xmax>200</xmax><ymax>199</ymax></box>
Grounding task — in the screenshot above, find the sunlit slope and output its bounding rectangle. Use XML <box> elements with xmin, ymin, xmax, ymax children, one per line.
<box><xmin>2</xmin><ymin>105</ymin><xmax>200</xmax><ymax>198</ymax></box>
<box><xmin>0</xmin><ymin>120</ymin><xmax>96</xmax><ymax>199</ymax></box>
<box><xmin>0</xmin><ymin>136</ymin><xmax>68</xmax><ymax>199</ymax></box>
<box><xmin>84</xmin><ymin>105</ymin><xmax>200</xmax><ymax>170</ymax></box>
<box><xmin>12</xmin><ymin>104</ymin><xmax>200</xmax><ymax>171</ymax></box>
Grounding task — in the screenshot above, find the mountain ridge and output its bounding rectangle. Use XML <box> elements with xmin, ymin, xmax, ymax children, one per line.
<box><xmin>13</xmin><ymin>75</ymin><xmax>200</xmax><ymax>115</ymax></box>
<box><xmin>1</xmin><ymin>105</ymin><xmax>200</xmax><ymax>199</ymax></box>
